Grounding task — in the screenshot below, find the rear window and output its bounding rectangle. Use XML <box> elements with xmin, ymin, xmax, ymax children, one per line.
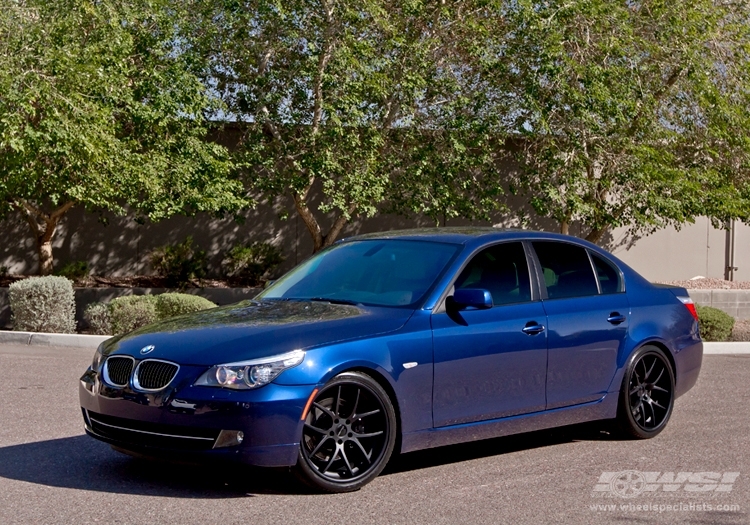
<box><xmin>591</xmin><ymin>253</ymin><xmax>623</xmax><ymax>294</ymax></box>
<box><xmin>532</xmin><ymin>241</ymin><xmax>599</xmax><ymax>299</ymax></box>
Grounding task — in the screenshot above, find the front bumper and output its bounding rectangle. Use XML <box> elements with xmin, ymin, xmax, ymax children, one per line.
<box><xmin>79</xmin><ymin>367</ymin><xmax>316</xmax><ymax>467</ymax></box>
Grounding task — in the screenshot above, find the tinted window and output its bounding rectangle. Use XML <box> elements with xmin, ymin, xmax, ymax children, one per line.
<box><xmin>455</xmin><ymin>242</ymin><xmax>531</xmax><ymax>306</ymax></box>
<box><xmin>532</xmin><ymin>241</ymin><xmax>598</xmax><ymax>299</ymax></box>
<box><xmin>591</xmin><ymin>253</ymin><xmax>622</xmax><ymax>294</ymax></box>
<box><xmin>258</xmin><ymin>240</ymin><xmax>460</xmax><ymax>307</ymax></box>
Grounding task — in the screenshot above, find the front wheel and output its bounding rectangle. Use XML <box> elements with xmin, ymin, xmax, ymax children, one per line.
<box><xmin>616</xmin><ymin>345</ymin><xmax>675</xmax><ymax>439</ymax></box>
<box><xmin>295</xmin><ymin>372</ymin><xmax>397</xmax><ymax>493</ymax></box>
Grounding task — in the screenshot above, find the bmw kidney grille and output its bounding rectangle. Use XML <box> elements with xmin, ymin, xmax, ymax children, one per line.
<box><xmin>103</xmin><ymin>357</ymin><xmax>179</xmax><ymax>391</ymax></box>
<box><xmin>133</xmin><ymin>360</ymin><xmax>180</xmax><ymax>391</ymax></box>
<box><xmin>103</xmin><ymin>356</ymin><xmax>134</xmax><ymax>387</ymax></box>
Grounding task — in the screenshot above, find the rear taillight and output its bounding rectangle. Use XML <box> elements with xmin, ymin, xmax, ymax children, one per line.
<box><xmin>677</xmin><ymin>296</ymin><xmax>699</xmax><ymax>321</ymax></box>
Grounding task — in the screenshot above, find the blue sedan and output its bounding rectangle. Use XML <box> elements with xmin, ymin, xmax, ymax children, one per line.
<box><xmin>79</xmin><ymin>228</ymin><xmax>702</xmax><ymax>492</ymax></box>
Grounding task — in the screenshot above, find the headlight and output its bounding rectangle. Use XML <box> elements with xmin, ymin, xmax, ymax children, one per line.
<box><xmin>91</xmin><ymin>344</ymin><xmax>104</xmax><ymax>372</ymax></box>
<box><xmin>194</xmin><ymin>350</ymin><xmax>305</xmax><ymax>390</ymax></box>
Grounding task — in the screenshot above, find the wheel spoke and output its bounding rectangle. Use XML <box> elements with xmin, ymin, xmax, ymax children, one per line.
<box><xmin>334</xmin><ymin>386</ymin><xmax>342</xmax><ymax>417</ymax></box>
<box><xmin>312</xmin><ymin>402</ymin><xmax>336</xmax><ymax>420</ymax></box>
<box><xmin>652</xmin><ymin>367</ymin><xmax>665</xmax><ymax>385</ymax></box>
<box><xmin>652</xmin><ymin>385</ymin><xmax>669</xmax><ymax>393</ymax></box>
<box><xmin>644</xmin><ymin>357</ymin><xmax>656</xmax><ymax>381</ymax></box>
<box><xmin>340</xmin><ymin>447</ymin><xmax>354</xmax><ymax>477</ymax></box>
<box><xmin>354</xmin><ymin>409</ymin><xmax>381</xmax><ymax>419</ymax></box>
<box><xmin>309</xmin><ymin>436</ymin><xmax>331</xmax><ymax>457</ymax></box>
<box><xmin>349</xmin><ymin>388</ymin><xmax>361</xmax><ymax>420</ymax></box>
<box><xmin>350</xmin><ymin>437</ymin><xmax>372</xmax><ymax>464</ymax></box>
<box><xmin>629</xmin><ymin>385</ymin><xmax>640</xmax><ymax>395</ymax></box>
<box><xmin>304</xmin><ymin>423</ymin><xmax>327</xmax><ymax>435</ymax></box>
<box><xmin>651</xmin><ymin>399</ymin><xmax>666</xmax><ymax>411</ymax></box>
<box><xmin>354</xmin><ymin>430</ymin><xmax>383</xmax><ymax>439</ymax></box>
<box><xmin>320</xmin><ymin>447</ymin><xmax>339</xmax><ymax>474</ymax></box>
<box><xmin>645</xmin><ymin>400</ymin><xmax>656</xmax><ymax>426</ymax></box>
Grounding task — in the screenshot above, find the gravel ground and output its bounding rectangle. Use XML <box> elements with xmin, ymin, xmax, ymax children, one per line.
<box><xmin>657</xmin><ymin>277</ymin><xmax>750</xmax><ymax>290</ymax></box>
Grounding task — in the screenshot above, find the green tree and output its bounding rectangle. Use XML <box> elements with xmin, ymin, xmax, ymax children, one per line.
<box><xmin>183</xmin><ymin>0</ymin><xmax>508</xmax><ymax>252</ymax></box>
<box><xmin>499</xmin><ymin>0</ymin><xmax>750</xmax><ymax>242</ymax></box>
<box><xmin>0</xmin><ymin>0</ymin><xmax>246</xmax><ymax>274</ymax></box>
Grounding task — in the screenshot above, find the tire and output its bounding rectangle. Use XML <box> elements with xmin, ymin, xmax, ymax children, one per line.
<box><xmin>295</xmin><ymin>372</ymin><xmax>397</xmax><ymax>493</ymax></box>
<box><xmin>616</xmin><ymin>345</ymin><xmax>675</xmax><ymax>439</ymax></box>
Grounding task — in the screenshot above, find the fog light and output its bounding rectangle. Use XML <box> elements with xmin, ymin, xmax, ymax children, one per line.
<box><xmin>213</xmin><ymin>429</ymin><xmax>245</xmax><ymax>449</ymax></box>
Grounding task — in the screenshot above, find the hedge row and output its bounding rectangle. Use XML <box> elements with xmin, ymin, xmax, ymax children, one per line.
<box><xmin>7</xmin><ymin>276</ymin><xmax>216</xmax><ymax>336</ymax></box>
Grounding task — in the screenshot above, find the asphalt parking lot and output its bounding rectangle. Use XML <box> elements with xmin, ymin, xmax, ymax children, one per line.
<box><xmin>0</xmin><ymin>344</ymin><xmax>747</xmax><ymax>525</ymax></box>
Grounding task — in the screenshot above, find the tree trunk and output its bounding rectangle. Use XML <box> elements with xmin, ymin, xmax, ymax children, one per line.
<box><xmin>13</xmin><ymin>200</ymin><xmax>74</xmax><ymax>275</ymax></box>
<box><xmin>560</xmin><ymin>220</ymin><xmax>569</xmax><ymax>235</ymax></box>
<box><xmin>292</xmin><ymin>192</ymin><xmax>356</xmax><ymax>254</ymax></box>
<box><xmin>585</xmin><ymin>226</ymin><xmax>608</xmax><ymax>245</ymax></box>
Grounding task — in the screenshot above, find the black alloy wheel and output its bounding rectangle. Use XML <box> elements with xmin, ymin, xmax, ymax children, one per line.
<box><xmin>617</xmin><ymin>345</ymin><xmax>675</xmax><ymax>439</ymax></box>
<box><xmin>295</xmin><ymin>372</ymin><xmax>397</xmax><ymax>492</ymax></box>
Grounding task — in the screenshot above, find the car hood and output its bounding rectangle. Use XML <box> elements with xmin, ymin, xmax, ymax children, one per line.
<box><xmin>102</xmin><ymin>300</ymin><xmax>413</xmax><ymax>366</ymax></box>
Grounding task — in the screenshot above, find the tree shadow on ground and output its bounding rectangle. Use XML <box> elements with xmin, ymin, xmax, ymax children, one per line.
<box><xmin>0</xmin><ymin>422</ymin><xmax>618</xmax><ymax>497</ymax></box>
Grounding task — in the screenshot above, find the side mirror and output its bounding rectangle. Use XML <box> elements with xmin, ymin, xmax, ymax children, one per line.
<box><xmin>450</xmin><ymin>288</ymin><xmax>493</xmax><ymax>310</ymax></box>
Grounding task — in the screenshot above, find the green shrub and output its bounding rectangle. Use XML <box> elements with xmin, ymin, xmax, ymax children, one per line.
<box><xmin>696</xmin><ymin>305</ymin><xmax>735</xmax><ymax>342</ymax></box>
<box><xmin>149</xmin><ymin>236</ymin><xmax>208</xmax><ymax>287</ymax></box>
<box><xmin>108</xmin><ymin>295</ymin><xmax>159</xmax><ymax>335</ymax></box>
<box><xmin>9</xmin><ymin>276</ymin><xmax>76</xmax><ymax>333</ymax></box>
<box><xmin>84</xmin><ymin>302</ymin><xmax>112</xmax><ymax>335</ymax></box>
<box><xmin>155</xmin><ymin>293</ymin><xmax>216</xmax><ymax>319</ymax></box>
<box><xmin>0</xmin><ymin>265</ymin><xmax>8</xmax><ymax>277</ymax></box>
<box><xmin>56</xmin><ymin>261</ymin><xmax>89</xmax><ymax>280</ymax></box>
<box><xmin>223</xmin><ymin>241</ymin><xmax>284</xmax><ymax>286</ymax></box>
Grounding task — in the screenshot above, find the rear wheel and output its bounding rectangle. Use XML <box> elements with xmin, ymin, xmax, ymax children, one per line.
<box><xmin>295</xmin><ymin>372</ymin><xmax>396</xmax><ymax>493</ymax></box>
<box><xmin>616</xmin><ymin>345</ymin><xmax>675</xmax><ymax>439</ymax></box>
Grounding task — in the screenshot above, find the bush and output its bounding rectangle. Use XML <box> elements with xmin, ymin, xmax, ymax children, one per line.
<box><xmin>108</xmin><ymin>295</ymin><xmax>159</xmax><ymax>335</ymax></box>
<box><xmin>83</xmin><ymin>302</ymin><xmax>112</xmax><ymax>335</ymax></box>
<box><xmin>56</xmin><ymin>261</ymin><xmax>89</xmax><ymax>280</ymax></box>
<box><xmin>0</xmin><ymin>265</ymin><xmax>8</xmax><ymax>277</ymax></box>
<box><xmin>223</xmin><ymin>241</ymin><xmax>284</xmax><ymax>286</ymax></box>
<box><xmin>696</xmin><ymin>305</ymin><xmax>735</xmax><ymax>342</ymax></box>
<box><xmin>149</xmin><ymin>236</ymin><xmax>208</xmax><ymax>288</ymax></box>
<box><xmin>155</xmin><ymin>293</ymin><xmax>216</xmax><ymax>319</ymax></box>
<box><xmin>8</xmin><ymin>276</ymin><xmax>76</xmax><ymax>333</ymax></box>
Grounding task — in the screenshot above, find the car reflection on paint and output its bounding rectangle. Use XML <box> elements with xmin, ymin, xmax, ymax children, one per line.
<box><xmin>79</xmin><ymin>228</ymin><xmax>702</xmax><ymax>492</ymax></box>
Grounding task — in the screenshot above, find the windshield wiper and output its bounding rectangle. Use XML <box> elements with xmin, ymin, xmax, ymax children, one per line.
<box><xmin>308</xmin><ymin>297</ymin><xmax>361</xmax><ymax>306</ymax></box>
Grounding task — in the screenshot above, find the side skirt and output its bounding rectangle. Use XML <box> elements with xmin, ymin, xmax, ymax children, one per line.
<box><xmin>401</xmin><ymin>394</ymin><xmax>618</xmax><ymax>453</ymax></box>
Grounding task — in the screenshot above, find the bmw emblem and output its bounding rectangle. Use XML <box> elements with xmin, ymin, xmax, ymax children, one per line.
<box><xmin>140</xmin><ymin>345</ymin><xmax>156</xmax><ymax>355</ymax></box>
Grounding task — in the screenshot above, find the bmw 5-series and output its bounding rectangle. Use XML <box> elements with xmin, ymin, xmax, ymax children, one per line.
<box><xmin>79</xmin><ymin>228</ymin><xmax>702</xmax><ymax>492</ymax></box>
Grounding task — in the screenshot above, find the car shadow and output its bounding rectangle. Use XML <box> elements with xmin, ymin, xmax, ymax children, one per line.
<box><xmin>384</xmin><ymin>421</ymin><xmax>617</xmax><ymax>475</ymax></box>
<box><xmin>0</xmin><ymin>423</ymin><xmax>617</xmax><ymax>497</ymax></box>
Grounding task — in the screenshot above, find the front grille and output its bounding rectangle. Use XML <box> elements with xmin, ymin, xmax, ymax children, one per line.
<box><xmin>84</xmin><ymin>410</ymin><xmax>219</xmax><ymax>451</ymax></box>
<box><xmin>104</xmin><ymin>356</ymin><xmax>134</xmax><ymax>387</ymax></box>
<box><xmin>134</xmin><ymin>360</ymin><xmax>179</xmax><ymax>390</ymax></box>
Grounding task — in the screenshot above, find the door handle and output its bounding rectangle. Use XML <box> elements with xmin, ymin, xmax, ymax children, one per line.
<box><xmin>522</xmin><ymin>322</ymin><xmax>545</xmax><ymax>335</ymax></box>
<box><xmin>607</xmin><ymin>313</ymin><xmax>626</xmax><ymax>325</ymax></box>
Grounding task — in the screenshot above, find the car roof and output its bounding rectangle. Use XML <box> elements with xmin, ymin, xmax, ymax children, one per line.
<box><xmin>340</xmin><ymin>227</ymin><xmax>589</xmax><ymax>246</ymax></box>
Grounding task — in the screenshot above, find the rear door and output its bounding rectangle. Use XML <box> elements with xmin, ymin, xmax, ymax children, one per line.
<box><xmin>531</xmin><ymin>241</ymin><xmax>629</xmax><ymax>409</ymax></box>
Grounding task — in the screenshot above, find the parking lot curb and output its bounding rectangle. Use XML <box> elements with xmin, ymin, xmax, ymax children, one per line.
<box><xmin>702</xmin><ymin>342</ymin><xmax>750</xmax><ymax>355</ymax></box>
<box><xmin>0</xmin><ymin>331</ymin><xmax>111</xmax><ymax>349</ymax></box>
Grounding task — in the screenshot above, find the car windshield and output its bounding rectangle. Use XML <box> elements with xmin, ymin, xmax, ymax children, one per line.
<box><xmin>258</xmin><ymin>239</ymin><xmax>461</xmax><ymax>307</ymax></box>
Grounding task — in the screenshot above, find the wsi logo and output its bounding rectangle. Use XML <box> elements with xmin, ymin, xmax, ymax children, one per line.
<box><xmin>593</xmin><ymin>471</ymin><xmax>740</xmax><ymax>498</ymax></box>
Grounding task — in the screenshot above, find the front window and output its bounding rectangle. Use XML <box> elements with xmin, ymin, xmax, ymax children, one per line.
<box><xmin>258</xmin><ymin>240</ymin><xmax>461</xmax><ymax>307</ymax></box>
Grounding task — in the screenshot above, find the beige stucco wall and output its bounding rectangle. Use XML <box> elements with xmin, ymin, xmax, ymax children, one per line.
<box><xmin>609</xmin><ymin>218</ymin><xmax>750</xmax><ymax>282</ymax></box>
<box><xmin>0</xmin><ymin>197</ymin><xmax>746</xmax><ymax>283</ymax></box>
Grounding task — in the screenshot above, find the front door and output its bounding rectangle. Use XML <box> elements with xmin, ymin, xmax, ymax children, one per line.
<box><xmin>432</xmin><ymin>242</ymin><xmax>548</xmax><ymax>427</ymax></box>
